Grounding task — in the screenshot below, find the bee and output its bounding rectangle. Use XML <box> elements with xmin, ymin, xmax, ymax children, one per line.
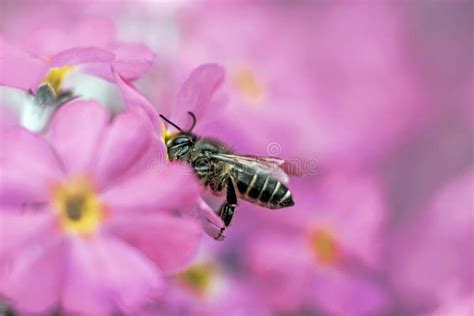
<box><xmin>160</xmin><ymin>112</ymin><xmax>295</xmax><ymax>240</ymax></box>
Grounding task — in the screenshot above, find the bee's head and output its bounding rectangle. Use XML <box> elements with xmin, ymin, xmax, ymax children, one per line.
<box><xmin>165</xmin><ymin>133</ymin><xmax>196</xmax><ymax>161</ymax></box>
<box><xmin>160</xmin><ymin>112</ymin><xmax>197</xmax><ymax>161</ymax></box>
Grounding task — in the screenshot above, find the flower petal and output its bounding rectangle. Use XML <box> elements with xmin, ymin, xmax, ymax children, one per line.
<box><xmin>288</xmin><ymin>175</ymin><xmax>386</xmax><ymax>269</ymax></box>
<box><xmin>0</xmin><ymin>126</ymin><xmax>64</xmax><ymax>207</ymax></box>
<box><xmin>0</xmin><ymin>234</ymin><xmax>65</xmax><ymax>314</ymax></box>
<box><xmin>83</xmin><ymin>43</ymin><xmax>155</xmax><ymax>82</ymax></box>
<box><xmin>62</xmin><ymin>235</ymin><xmax>162</xmax><ymax>315</ymax></box>
<box><xmin>247</xmin><ymin>235</ymin><xmax>313</xmax><ymax>311</ymax></box>
<box><xmin>192</xmin><ymin>197</ymin><xmax>226</xmax><ymax>241</ymax></box>
<box><xmin>389</xmin><ymin>171</ymin><xmax>474</xmax><ymax>305</ymax></box>
<box><xmin>328</xmin><ymin>176</ymin><xmax>386</xmax><ymax>269</ymax></box>
<box><xmin>0</xmin><ymin>107</ymin><xmax>17</xmax><ymax>131</ymax></box>
<box><xmin>171</xmin><ymin>63</ymin><xmax>225</xmax><ymax>124</ymax></box>
<box><xmin>0</xmin><ymin>37</ymin><xmax>48</xmax><ymax>91</ymax></box>
<box><xmin>0</xmin><ymin>169</ymin><xmax>48</xmax><ymax>209</ymax></box>
<box><xmin>111</xmin><ymin>43</ymin><xmax>156</xmax><ymax>81</ymax></box>
<box><xmin>0</xmin><ymin>209</ymin><xmax>55</xmax><ymax>262</ymax></box>
<box><xmin>51</xmin><ymin>47</ymin><xmax>115</xmax><ymax>68</ymax></box>
<box><xmin>93</xmin><ymin>111</ymin><xmax>154</xmax><ymax>188</ymax></box>
<box><xmin>24</xmin><ymin>17</ymin><xmax>116</xmax><ymax>58</ymax></box>
<box><xmin>309</xmin><ymin>270</ymin><xmax>389</xmax><ymax>316</ymax></box>
<box><xmin>113</xmin><ymin>68</ymin><xmax>161</xmax><ymax>131</ymax></box>
<box><xmin>46</xmin><ymin>100</ymin><xmax>109</xmax><ymax>175</ymax></box>
<box><xmin>106</xmin><ymin>213</ymin><xmax>201</xmax><ymax>273</ymax></box>
<box><xmin>100</xmin><ymin>163</ymin><xmax>199</xmax><ymax>214</ymax></box>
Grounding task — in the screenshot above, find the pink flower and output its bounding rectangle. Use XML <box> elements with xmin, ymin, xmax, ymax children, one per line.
<box><xmin>143</xmin><ymin>258</ymin><xmax>272</xmax><ymax>316</ymax></box>
<box><xmin>388</xmin><ymin>170</ymin><xmax>474</xmax><ymax>314</ymax></box>
<box><xmin>241</xmin><ymin>174</ymin><xmax>389</xmax><ymax>314</ymax></box>
<box><xmin>0</xmin><ymin>100</ymin><xmax>202</xmax><ymax>315</ymax></box>
<box><xmin>0</xmin><ymin>14</ymin><xmax>155</xmax><ymax>93</ymax></box>
<box><xmin>0</xmin><ymin>6</ymin><xmax>155</xmax><ymax>133</ymax></box>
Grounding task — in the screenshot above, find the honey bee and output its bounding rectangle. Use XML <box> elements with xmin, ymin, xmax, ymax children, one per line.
<box><xmin>160</xmin><ymin>112</ymin><xmax>295</xmax><ymax>240</ymax></box>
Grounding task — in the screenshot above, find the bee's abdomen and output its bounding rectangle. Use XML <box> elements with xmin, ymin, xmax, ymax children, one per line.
<box><xmin>235</xmin><ymin>172</ymin><xmax>294</xmax><ymax>209</ymax></box>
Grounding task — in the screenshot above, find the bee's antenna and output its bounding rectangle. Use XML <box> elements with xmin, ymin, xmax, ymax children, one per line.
<box><xmin>187</xmin><ymin>112</ymin><xmax>197</xmax><ymax>133</ymax></box>
<box><xmin>159</xmin><ymin>112</ymin><xmax>197</xmax><ymax>133</ymax></box>
<box><xmin>159</xmin><ymin>114</ymin><xmax>183</xmax><ymax>132</ymax></box>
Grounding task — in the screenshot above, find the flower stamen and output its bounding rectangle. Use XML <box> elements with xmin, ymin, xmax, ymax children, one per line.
<box><xmin>42</xmin><ymin>66</ymin><xmax>73</xmax><ymax>95</ymax></box>
<box><xmin>51</xmin><ymin>176</ymin><xmax>105</xmax><ymax>236</ymax></box>
<box><xmin>178</xmin><ymin>262</ymin><xmax>219</xmax><ymax>296</ymax></box>
<box><xmin>232</xmin><ymin>69</ymin><xmax>264</xmax><ymax>103</ymax></box>
<box><xmin>309</xmin><ymin>227</ymin><xmax>339</xmax><ymax>265</ymax></box>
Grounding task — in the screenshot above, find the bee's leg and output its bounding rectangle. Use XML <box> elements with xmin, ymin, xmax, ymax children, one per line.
<box><xmin>221</xmin><ymin>177</ymin><xmax>238</xmax><ymax>226</ymax></box>
<box><xmin>220</xmin><ymin>204</ymin><xmax>235</xmax><ymax>227</ymax></box>
<box><xmin>215</xmin><ymin>178</ymin><xmax>238</xmax><ymax>240</ymax></box>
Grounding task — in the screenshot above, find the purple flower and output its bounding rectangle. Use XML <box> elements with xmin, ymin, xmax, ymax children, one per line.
<box><xmin>0</xmin><ymin>100</ymin><xmax>202</xmax><ymax>315</ymax></box>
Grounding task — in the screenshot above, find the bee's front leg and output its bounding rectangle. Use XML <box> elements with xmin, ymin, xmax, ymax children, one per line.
<box><xmin>215</xmin><ymin>177</ymin><xmax>238</xmax><ymax>240</ymax></box>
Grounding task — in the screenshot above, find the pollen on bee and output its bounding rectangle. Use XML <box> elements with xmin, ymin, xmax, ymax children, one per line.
<box><xmin>161</xmin><ymin>128</ymin><xmax>177</xmax><ymax>161</ymax></box>
<box><xmin>162</xmin><ymin>127</ymin><xmax>174</xmax><ymax>143</ymax></box>
<box><xmin>162</xmin><ymin>127</ymin><xmax>181</xmax><ymax>146</ymax></box>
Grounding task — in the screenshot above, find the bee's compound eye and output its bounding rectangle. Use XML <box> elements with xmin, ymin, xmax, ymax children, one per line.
<box><xmin>167</xmin><ymin>134</ymin><xmax>193</xmax><ymax>160</ymax></box>
<box><xmin>173</xmin><ymin>135</ymin><xmax>191</xmax><ymax>145</ymax></box>
<box><xmin>168</xmin><ymin>144</ymin><xmax>191</xmax><ymax>160</ymax></box>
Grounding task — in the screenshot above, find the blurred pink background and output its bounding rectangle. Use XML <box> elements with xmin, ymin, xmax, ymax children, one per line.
<box><xmin>0</xmin><ymin>1</ymin><xmax>472</xmax><ymax>315</ymax></box>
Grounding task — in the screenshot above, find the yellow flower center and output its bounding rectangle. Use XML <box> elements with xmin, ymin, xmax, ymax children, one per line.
<box><xmin>232</xmin><ymin>69</ymin><xmax>264</xmax><ymax>103</ymax></box>
<box><xmin>309</xmin><ymin>228</ymin><xmax>339</xmax><ymax>265</ymax></box>
<box><xmin>178</xmin><ymin>263</ymin><xmax>217</xmax><ymax>296</ymax></box>
<box><xmin>42</xmin><ymin>66</ymin><xmax>72</xmax><ymax>95</ymax></box>
<box><xmin>51</xmin><ymin>176</ymin><xmax>105</xmax><ymax>236</ymax></box>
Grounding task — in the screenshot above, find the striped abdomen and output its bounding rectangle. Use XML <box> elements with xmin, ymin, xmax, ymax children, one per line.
<box><xmin>233</xmin><ymin>168</ymin><xmax>294</xmax><ymax>209</ymax></box>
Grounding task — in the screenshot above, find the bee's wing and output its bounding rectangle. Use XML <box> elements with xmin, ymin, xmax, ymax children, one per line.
<box><xmin>212</xmin><ymin>154</ymin><xmax>293</xmax><ymax>184</ymax></box>
<box><xmin>238</xmin><ymin>155</ymin><xmax>303</xmax><ymax>177</ymax></box>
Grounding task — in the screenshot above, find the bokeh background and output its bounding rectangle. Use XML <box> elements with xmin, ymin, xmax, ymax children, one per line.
<box><xmin>1</xmin><ymin>1</ymin><xmax>472</xmax><ymax>315</ymax></box>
